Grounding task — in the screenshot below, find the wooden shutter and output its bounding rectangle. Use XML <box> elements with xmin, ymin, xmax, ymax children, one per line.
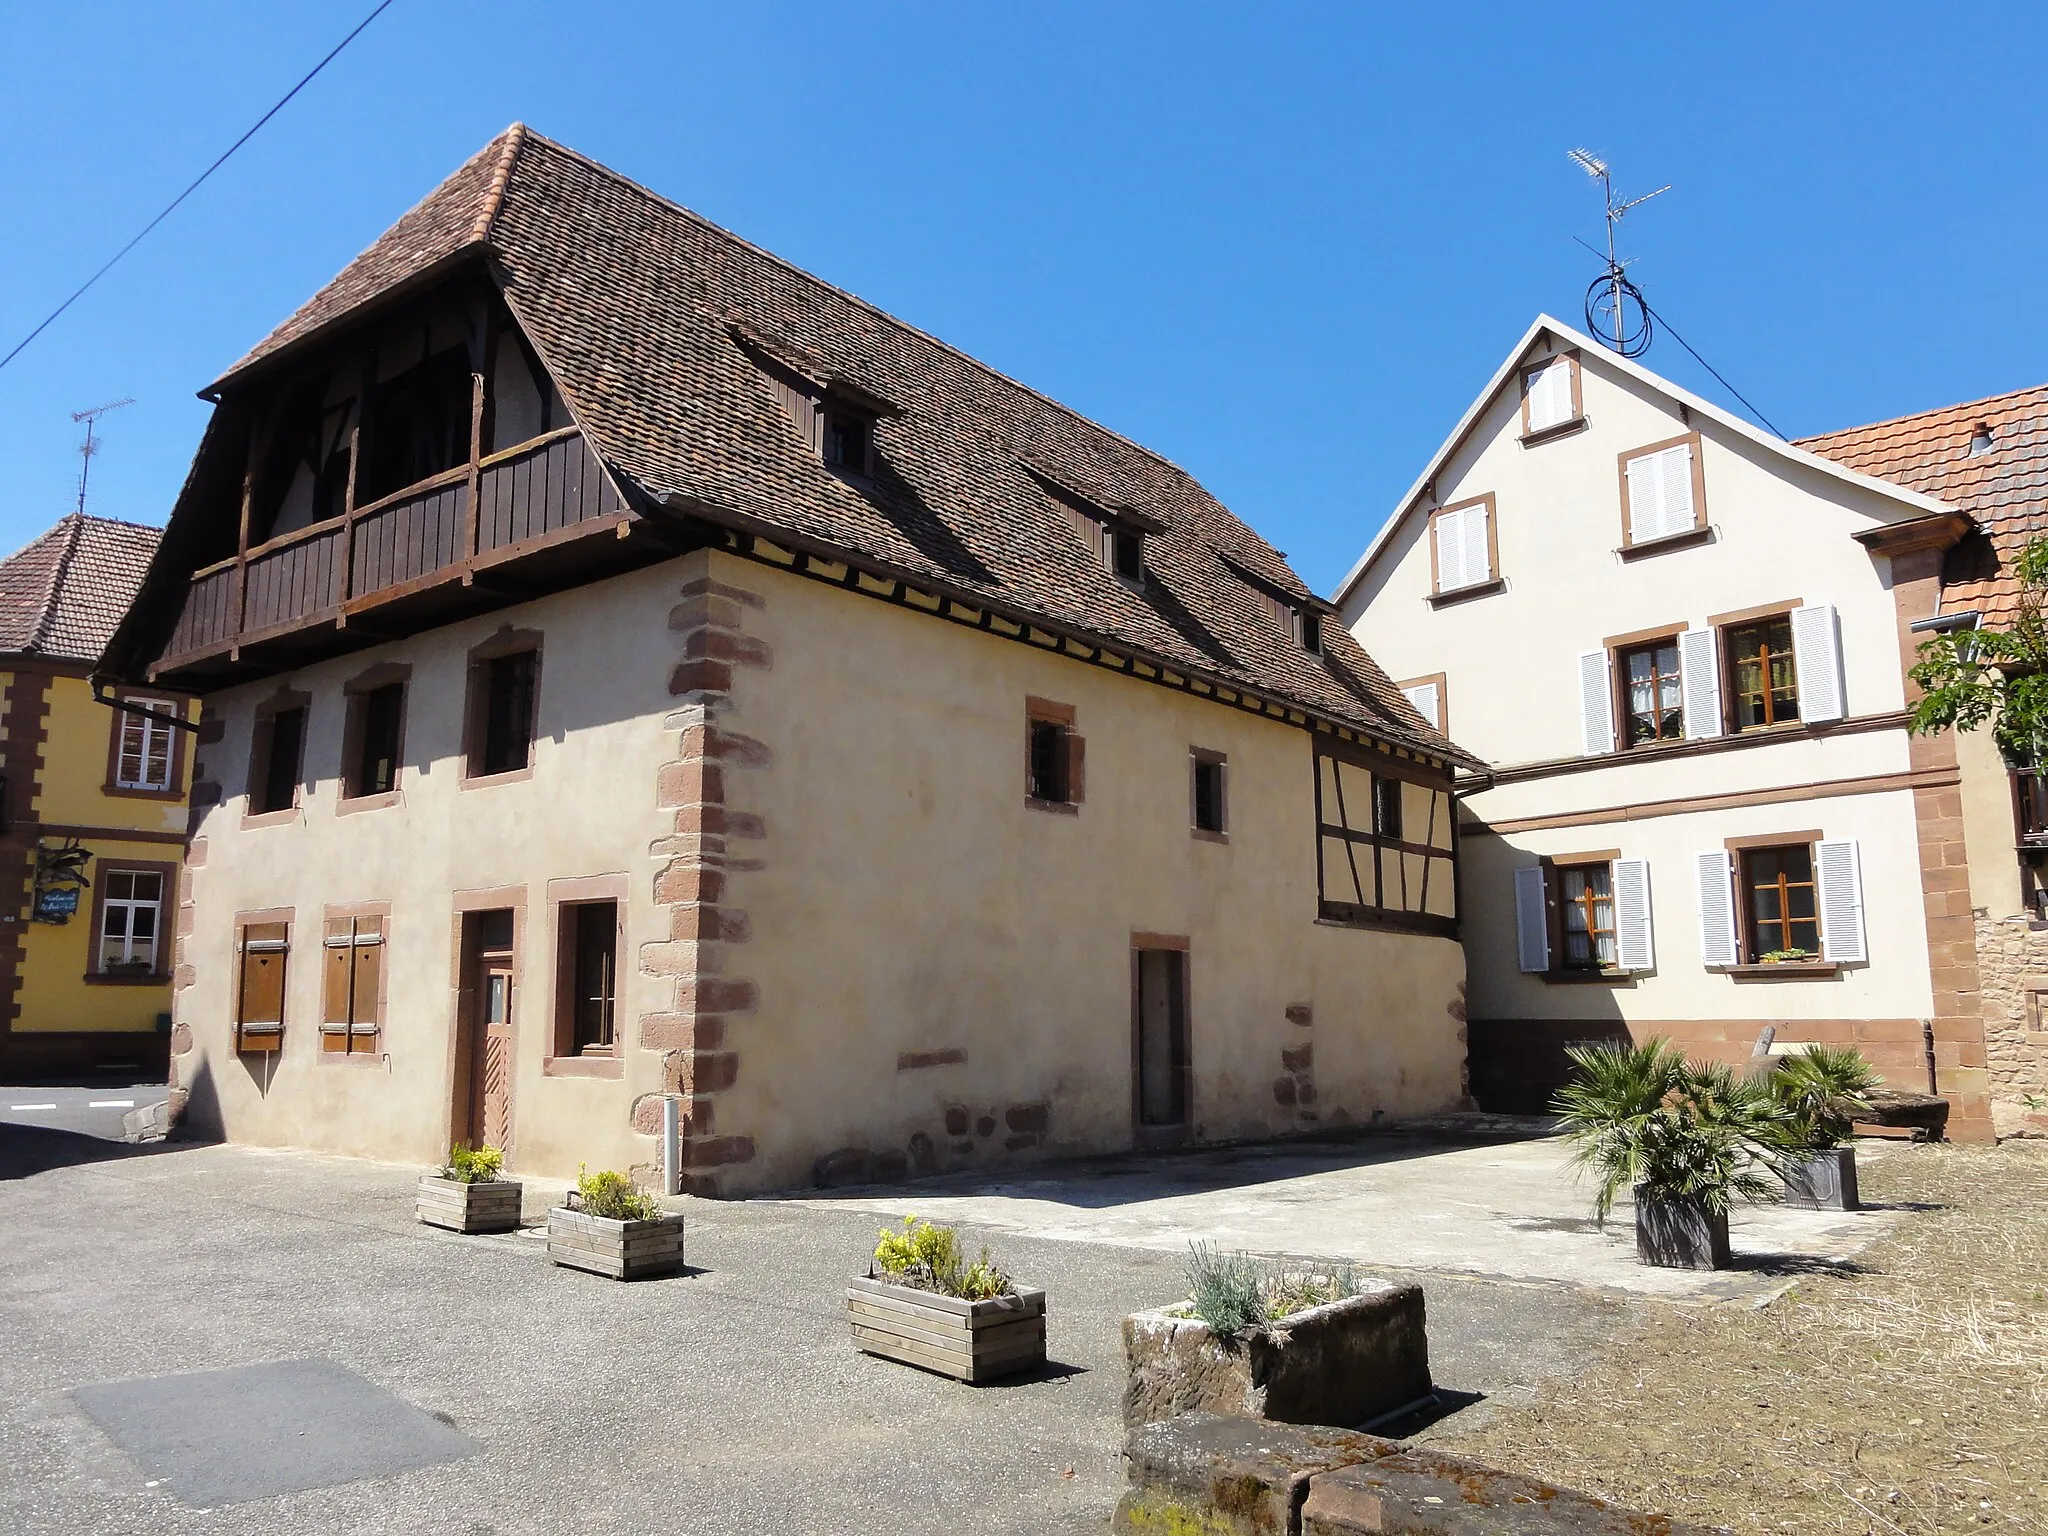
<box><xmin>1678</xmin><ymin>628</ymin><xmax>1722</xmax><ymax>740</ymax></box>
<box><xmin>321</xmin><ymin>919</ymin><xmax>353</xmax><ymax>1051</ymax></box>
<box><xmin>1525</xmin><ymin>359</ymin><xmax>1573</xmax><ymax>434</ymax></box>
<box><xmin>352</xmin><ymin>920</ymin><xmax>385</xmax><ymax>1031</ymax></box>
<box><xmin>1513</xmin><ymin>866</ymin><xmax>1551</xmax><ymax>973</ymax></box>
<box><xmin>236</xmin><ymin>922</ymin><xmax>288</xmax><ymax>1052</ymax></box>
<box><xmin>1694</xmin><ymin>852</ymin><xmax>1738</xmax><ymax>968</ymax></box>
<box><xmin>1578</xmin><ymin>650</ymin><xmax>1614</xmax><ymax>755</ymax></box>
<box><xmin>1064</xmin><ymin>732</ymin><xmax>1086</xmax><ymax>805</ymax></box>
<box><xmin>1613</xmin><ymin>858</ymin><xmax>1654</xmax><ymax>972</ymax></box>
<box><xmin>1400</xmin><ymin>681</ymin><xmax>1441</xmax><ymax>732</ymax></box>
<box><xmin>1815</xmin><ymin>839</ymin><xmax>1867</xmax><ymax>964</ymax></box>
<box><xmin>1790</xmin><ymin>604</ymin><xmax>1846</xmax><ymax>722</ymax></box>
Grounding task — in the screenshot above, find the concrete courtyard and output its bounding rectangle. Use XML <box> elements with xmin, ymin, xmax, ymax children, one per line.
<box><xmin>0</xmin><ymin>1117</ymin><xmax>1904</xmax><ymax>1534</ymax></box>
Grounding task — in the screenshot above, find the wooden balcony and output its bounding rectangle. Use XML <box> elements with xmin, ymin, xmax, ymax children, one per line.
<box><xmin>153</xmin><ymin>427</ymin><xmax>657</xmax><ymax>684</ymax></box>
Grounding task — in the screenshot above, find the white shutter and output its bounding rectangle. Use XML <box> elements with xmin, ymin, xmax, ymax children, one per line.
<box><xmin>1526</xmin><ymin>360</ymin><xmax>1572</xmax><ymax>433</ymax></box>
<box><xmin>1657</xmin><ymin>444</ymin><xmax>1696</xmax><ymax>534</ymax></box>
<box><xmin>1790</xmin><ymin>604</ymin><xmax>1846</xmax><ymax>723</ymax></box>
<box><xmin>1625</xmin><ymin>444</ymin><xmax>1695</xmax><ymax>542</ymax></box>
<box><xmin>1514</xmin><ymin>866</ymin><xmax>1551</xmax><ymax>973</ymax></box>
<box><xmin>1578</xmin><ymin>650</ymin><xmax>1614</xmax><ymax>756</ymax></box>
<box><xmin>1434</xmin><ymin>508</ymin><xmax>1467</xmax><ymax>591</ymax></box>
<box><xmin>1624</xmin><ymin>453</ymin><xmax>1660</xmax><ymax>542</ymax></box>
<box><xmin>1678</xmin><ymin>627</ymin><xmax>1722</xmax><ymax>740</ymax></box>
<box><xmin>1815</xmin><ymin>838</ymin><xmax>1867</xmax><ymax>964</ymax></box>
<box><xmin>1613</xmin><ymin>858</ymin><xmax>1654</xmax><ymax>972</ymax></box>
<box><xmin>1400</xmin><ymin>681</ymin><xmax>1441</xmax><ymax>731</ymax></box>
<box><xmin>1462</xmin><ymin>501</ymin><xmax>1493</xmax><ymax>586</ymax></box>
<box><xmin>1695</xmin><ymin>850</ymin><xmax>1738</xmax><ymax>968</ymax></box>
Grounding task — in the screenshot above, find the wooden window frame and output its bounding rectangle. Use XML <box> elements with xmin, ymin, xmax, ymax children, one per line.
<box><xmin>1728</xmin><ymin>836</ymin><xmax>1824</xmax><ymax>964</ymax></box>
<box><xmin>1395</xmin><ymin>673</ymin><xmax>1448</xmax><ymax>736</ymax></box>
<box><xmin>1024</xmin><ymin>696</ymin><xmax>1083</xmax><ymax>814</ymax></box>
<box><xmin>545</xmin><ymin>873</ymin><xmax>627</xmax><ymax>1077</ymax></box>
<box><xmin>339</xmin><ymin>662</ymin><xmax>412</xmax><ymax>809</ymax></box>
<box><xmin>1190</xmin><ymin>748</ymin><xmax>1228</xmax><ymax>843</ymax></box>
<box><xmin>1551</xmin><ymin>857</ymin><xmax>1620</xmax><ymax>975</ymax></box>
<box><xmin>1616</xmin><ymin>430</ymin><xmax>1710</xmax><ymax>554</ymax></box>
<box><xmin>234</xmin><ymin>908</ymin><xmax>294</xmax><ymax>1054</ymax></box>
<box><xmin>84</xmin><ymin>859</ymin><xmax>176</xmax><ymax>985</ymax></box>
<box><xmin>1129</xmin><ymin>933</ymin><xmax>1193</xmax><ymax>1147</ymax></box>
<box><xmin>1312</xmin><ymin>736</ymin><xmax>1459</xmax><ymax>938</ymax></box>
<box><xmin>1613</xmin><ymin>632</ymin><xmax>1686</xmax><ymax>750</ymax></box>
<box><xmin>1721</xmin><ymin>612</ymin><xmax>1801</xmax><ymax>733</ymax></box>
<box><xmin>462</xmin><ymin>627</ymin><xmax>543</xmax><ymax>786</ymax></box>
<box><xmin>319</xmin><ymin>901</ymin><xmax>390</xmax><ymax>1062</ymax></box>
<box><xmin>1427</xmin><ymin>492</ymin><xmax>1501</xmax><ymax>602</ymax></box>
<box><xmin>1518</xmin><ymin>350</ymin><xmax>1585</xmax><ymax>443</ymax></box>
<box><xmin>103</xmin><ymin>689</ymin><xmax>189</xmax><ymax>800</ymax></box>
<box><xmin>244</xmin><ymin>687</ymin><xmax>311</xmax><ymax>827</ymax></box>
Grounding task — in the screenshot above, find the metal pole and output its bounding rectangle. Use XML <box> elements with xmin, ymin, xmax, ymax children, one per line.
<box><xmin>662</xmin><ymin>1096</ymin><xmax>682</xmax><ymax>1196</ymax></box>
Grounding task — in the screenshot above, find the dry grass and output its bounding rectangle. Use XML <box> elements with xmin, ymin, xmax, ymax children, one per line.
<box><xmin>1426</xmin><ymin>1140</ymin><xmax>2048</xmax><ymax>1533</ymax></box>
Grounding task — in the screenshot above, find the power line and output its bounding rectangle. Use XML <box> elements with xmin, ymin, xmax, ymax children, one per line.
<box><xmin>1632</xmin><ymin>294</ymin><xmax>1788</xmax><ymax>440</ymax></box>
<box><xmin>0</xmin><ymin>1</ymin><xmax>398</xmax><ymax>379</ymax></box>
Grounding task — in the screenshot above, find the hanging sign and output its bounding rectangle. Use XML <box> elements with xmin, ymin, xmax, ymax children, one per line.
<box><xmin>34</xmin><ymin>886</ymin><xmax>80</xmax><ymax>923</ymax></box>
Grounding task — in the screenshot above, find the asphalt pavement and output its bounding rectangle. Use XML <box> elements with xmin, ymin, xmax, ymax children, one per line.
<box><xmin>0</xmin><ymin>1082</ymin><xmax>167</xmax><ymax>1141</ymax></box>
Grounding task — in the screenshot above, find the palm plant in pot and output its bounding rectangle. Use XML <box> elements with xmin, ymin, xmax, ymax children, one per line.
<box><xmin>1767</xmin><ymin>1045</ymin><xmax>1876</xmax><ymax>1210</ymax></box>
<box><xmin>1554</xmin><ymin>1039</ymin><xmax>1784</xmax><ymax>1270</ymax></box>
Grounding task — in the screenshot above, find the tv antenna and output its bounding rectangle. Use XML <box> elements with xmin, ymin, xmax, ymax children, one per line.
<box><xmin>1568</xmin><ymin>149</ymin><xmax>1668</xmax><ymax>357</ymax></box>
<box><xmin>71</xmin><ymin>397</ymin><xmax>134</xmax><ymax>517</ymax></box>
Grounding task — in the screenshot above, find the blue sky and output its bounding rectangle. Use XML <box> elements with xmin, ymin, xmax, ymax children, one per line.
<box><xmin>2</xmin><ymin>3</ymin><xmax>2042</xmax><ymax>596</ymax></box>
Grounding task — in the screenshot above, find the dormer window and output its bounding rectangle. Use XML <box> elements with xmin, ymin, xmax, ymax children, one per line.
<box><xmin>824</xmin><ymin>410</ymin><xmax>873</xmax><ymax>476</ymax></box>
<box><xmin>1299</xmin><ymin>610</ymin><xmax>1323</xmax><ymax>655</ymax></box>
<box><xmin>1111</xmin><ymin>526</ymin><xmax>1144</xmax><ymax>584</ymax></box>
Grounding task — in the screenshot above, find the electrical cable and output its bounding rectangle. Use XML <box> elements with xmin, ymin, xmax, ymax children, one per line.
<box><xmin>0</xmin><ymin>0</ymin><xmax>398</xmax><ymax>378</ymax></box>
<box><xmin>1633</xmin><ymin>294</ymin><xmax>1787</xmax><ymax>440</ymax></box>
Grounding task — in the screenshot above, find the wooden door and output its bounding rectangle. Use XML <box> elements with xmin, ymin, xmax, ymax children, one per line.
<box><xmin>1135</xmin><ymin>948</ymin><xmax>1188</xmax><ymax>1129</ymax></box>
<box><xmin>475</xmin><ymin>965</ymin><xmax>514</xmax><ymax>1149</ymax></box>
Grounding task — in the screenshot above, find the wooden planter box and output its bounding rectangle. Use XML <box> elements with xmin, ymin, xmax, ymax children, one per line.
<box><xmin>1122</xmin><ymin>1281</ymin><xmax>1431</xmax><ymax>1430</ymax></box>
<box><xmin>1783</xmin><ymin>1146</ymin><xmax>1860</xmax><ymax>1211</ymax></box>
<box><xmin>546</xmin><ymin>1206</ymin><xmax>685</xmax><ymax>1280</ymax></box>
<box><xmin>416</xmin><ymin>1176</ymin><xmax>523</xmax><ymax>1234</ymax></box>
<box><xmin>1634</xmin><ymin>1188</ymin><xmax>1732</xmax><ymax>1270</ymax></box>
<box><xmin>846</xmin><ymin>1274</ymin><xmax>1047</xmax><ymax>1383</ymax></box>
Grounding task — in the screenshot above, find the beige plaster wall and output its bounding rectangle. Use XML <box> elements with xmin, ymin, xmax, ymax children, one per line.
<box><xmin>1955</xmin><ymin>724</ymin><xmax>2025</xmax><ymax>918</ymax></box>
<box><xmin>174</xmin><ymin>561</ymin><xmax>681</xmax><ymax>1175</ymax></box>
<box><xmin>704</xmin><ymin>551</ymin><xmax>1469</xmax><ymax>1194</ymax></box>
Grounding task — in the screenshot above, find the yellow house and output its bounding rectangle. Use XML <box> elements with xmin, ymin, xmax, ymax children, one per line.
<box><xmin>0</xmin><ymin>513</ymin><xmax>194</xmax><ymax>1078</ymax></box>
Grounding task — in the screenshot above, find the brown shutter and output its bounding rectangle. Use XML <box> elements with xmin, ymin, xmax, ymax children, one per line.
<box><xmin>351</xmin><ymin>920</ymin><xmax>384</xmax><ymax>1032</ymax></box>
<box><xmin>1065</xmin><ymin>732</ymin><xmax>1086</xmax><ymax>805</ymax></box>
<box><xmin>321</xmin><ymin>918</ymin><xmax>352</xmax><ymax>1051</ymax></box>
<box><xmin>236</xmin><ymin>922</ymin><xmax>288</xmax><ymax>1052</ymax></box>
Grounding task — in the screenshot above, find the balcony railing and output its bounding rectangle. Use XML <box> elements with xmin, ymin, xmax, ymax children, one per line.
<box><xmin>159</xmin><ymin>427</ymin><xmax>627</xmax><ymax>670</ymax></box>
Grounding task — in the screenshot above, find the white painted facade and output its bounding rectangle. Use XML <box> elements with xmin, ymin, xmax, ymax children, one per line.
<box><xmin>1337</xmin><ymin>318</ymin><xmax>1957</xmax><ymax>1102</ymax></box>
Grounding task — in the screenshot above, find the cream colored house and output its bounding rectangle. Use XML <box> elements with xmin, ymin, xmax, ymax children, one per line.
<box><xmin>1337</xmin><ymin>317</ymin><xmax>1996</xmax><ymax>1141</ymax></box>
<box><xmin>100</xmin><ymin>127</ymin><xmax>1476</xmax><ymax>1194</ymax></box>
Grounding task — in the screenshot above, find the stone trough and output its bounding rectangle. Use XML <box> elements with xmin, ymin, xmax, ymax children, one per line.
<box><xmin>1123</xmin><ymin>1281</ymin><xmax>1432</xmax><ymax>1431</ymax></box>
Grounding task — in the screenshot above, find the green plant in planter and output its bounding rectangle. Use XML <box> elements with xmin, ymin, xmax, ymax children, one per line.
<box><xmin>1768</xmin><ymin>1045</ymin><xmax>1877</xmax><ymax>1152</ymax></box>
<box><xmin>1553</xmin><ymin>1038</ymin><xmax>1784</xmax><ymax>1223</ymax></box>
<box><xmin>873</xmin><ymin>1215</ymin><xmax>1013</xmax><ymax>1300</ymax></box>
<box><xmin>441</xmin><ymin>1143</ymin><xmax>505</xmax><ymax>1183</ymax></box>
<box><xmin>1759</xmin><ymin>949</ymin><xmax>1817</xmax><ymax>964</ymax></box>
<box><xmin>1181</xmin><ymin>1242</ymin><xmax>1363</xmax><ymax>1336</ymax></box>
<box><xmin>573</xmin><ymin>1165</ymin><xmax>663</xmax><ymax>1221</ymax></box>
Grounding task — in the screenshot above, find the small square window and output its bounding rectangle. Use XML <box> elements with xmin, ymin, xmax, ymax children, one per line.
<box><xmin>1557</xmin><ymin>863</ymin><xmax>1616</xmax><ymax>971</ymax></box>
<box><xmin>1620</xmin><ymin>639</ymin><xmax>1683</xmax><ymax>747</ymax></box>
<box><xmin>1029</xmin><ymin>718</ymin><xmax>1070</xmax><ymax>804</ymax></box>
<box><xmin>562</xmin><ymin>900</ymin><xmax>618</xmax><ymax>1055</ymax></box>
<box><xmin>1741</xmin><ymin>844</ymin><xmax>1819</xmax><ymax>960</ymax></box>
<box><xmin>477</xmin><ymin>652</ymin><xmax>538</xmax><ymax>777</ymax></box>
<box><xmin>253</xmin><ymin>708</ymin><xmax>305</xmax><ymax>815</ymax></box>
<box><xmin>1192</xmin><ymin>753</ymin><xmax>1226</xmax><ymax>834</ymax></box>
<box><xmin>825</xmin><ymin>412</ymin><xmax>873</xmax><ymax>475</ymax></box>
<box><xmin>346</xmin><ymin>683</ymin><xmax>406</xmax><ymax>798</ymax></box>
<box><xmin>113</xmin><ymin>699</ymin><xmax>179</xmax><ymax>791</ymax></box>
<box><xmin>1726</xmin><ymin>618</ymin><xmax>1799</xmax><ymax>730</ymax></box>
<box><xmin>1111</xmin><ymin>526</ymin><xmax>1144</xmax><ymax>583</ymax></box>
<box><xmin>1299</xmin><ymin>611</ymin><xmax>1322</xmax><ymax>655</ymax></box>
<box><xmin>1372</xmin><ymin>775</ymin><xmax>1403</xmax><ymax>841</ymax></box>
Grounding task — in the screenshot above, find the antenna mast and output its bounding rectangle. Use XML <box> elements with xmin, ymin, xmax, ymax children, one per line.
<box><xmin>1567</xmin><ymin>149</ymin><xmax>1668</xmax><ymax>357</ymax></box>
<box><xmin>70</xmin><ymin>397</ymin><xmax>134</xmax><ymax>517</ymax></box>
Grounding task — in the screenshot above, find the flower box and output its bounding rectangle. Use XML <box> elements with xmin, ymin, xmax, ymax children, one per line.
<box><xmin>1122</xmin><ymin>1282</ymin><xmax>1431</xmax><ymax>1430</ymax></box>
<box><xmin>1634</xmin><ymin>1188</ymin><xmax>1731</xmax><ymax>1269</ymax></box>
<box><xmin>845</xmin><ymin>1273</ymin><xmax>1047</xmax><ymax>1383</ymax></box>
<box><xmin>546</xmin><ymin>1205</ymin><xmax>685</xmax><ymax>1280</ymax></box>
<box><xmin>416</xmin><ymin>1175</ymin><xmax>523</xmax><ymax>1234</ymax></box>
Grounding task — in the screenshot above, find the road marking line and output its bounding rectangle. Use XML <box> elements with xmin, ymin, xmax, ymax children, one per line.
<box><xmin>89</xmin><ymin>1100</ymin><xmax>137</xmax><ymax>1109</ymax></box>
<box><xmin>9</xmin><ymin>1103</ymin><xmax>57</xmax><ymax>1111</ymax></box>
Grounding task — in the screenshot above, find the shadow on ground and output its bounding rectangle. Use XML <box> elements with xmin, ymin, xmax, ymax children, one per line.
<box><xmin>0</xmin><ymin>1122</ymin><xmax>207</xmax><ymax>1182</ymax></box>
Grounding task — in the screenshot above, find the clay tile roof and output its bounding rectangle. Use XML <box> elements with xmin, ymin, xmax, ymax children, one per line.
<box><xmin>0</xmin><ymin>513</ymin><xmax>162</xmax><ymax>664</ymax></box>
<box><xmin>1799</xmin><ymin>383</ymin><xmax>2048</xmax><ymax>625</ymax></box>
<box><xmin>198</xmin><ymin>128</ymin><xmax>1469</xmax><ymax>766</ymax></box>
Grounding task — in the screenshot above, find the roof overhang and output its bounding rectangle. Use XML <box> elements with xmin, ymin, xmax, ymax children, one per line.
<box><xmin>1852</xmin><ymin>509</ymin><xmax>1975</xmax><ymax>557</ymax></box>
<box><xmin>1332</xmin><ymin>315</ymin><xmax>1961</xmax><ymax>609</ymax></box>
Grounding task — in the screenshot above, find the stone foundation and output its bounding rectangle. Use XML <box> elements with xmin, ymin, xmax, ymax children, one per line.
<box><xmin>1970</xmin><ymin>914</ymin><xmax>2048</xmax><ymax>1137</ymax></box>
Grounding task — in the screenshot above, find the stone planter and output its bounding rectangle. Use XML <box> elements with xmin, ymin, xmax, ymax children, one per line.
<box><xmin>415</xmin><ymin>1175</ymin><xmax>523</xmax><ymax>1234</ymax></box>
<box><xmin>845</xmin><ymin>1274</ymin><xmax>1047</xmax><ymax>1383</ymax></box>
<box><xmin>1783</xmin><ymin>1145</ymin><xmax>1860</xmax><ymax>1210</ymax></box>
<box><xmin>1123</xmin><ymin>1282</ymin><xmax>1431</xmax><ymax>1431</ymax></box>
<box><xmin>1634</xmin><ymin>1188</ymin><xmax>1731</xmax><ymax>1270</ymax></box>
<box><xmin>546</xmin><ymin>1206</ymin><xmax>685</xmax><ymax>1280</ymax></box>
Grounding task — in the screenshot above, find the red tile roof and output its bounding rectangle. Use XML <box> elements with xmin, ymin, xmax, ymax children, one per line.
<box><xmin>0</xmin><ymin>513</ymin><xmax>161</xmax><ymax>664</ymax></box>
<box><xmin>1799</xmin><ymin>383</ymin><xmax>2048</xmax><ymax>624</ymax></box>
<box><xmin>195</xmin><ymin>127</ymin><xmax>1468</xmax><ymax>765</ymax></box>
